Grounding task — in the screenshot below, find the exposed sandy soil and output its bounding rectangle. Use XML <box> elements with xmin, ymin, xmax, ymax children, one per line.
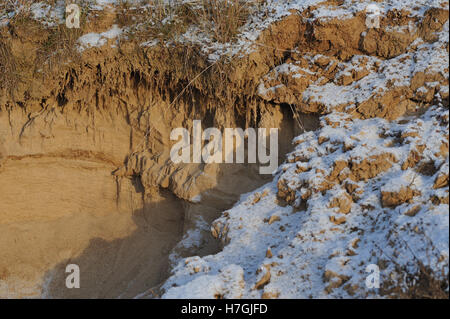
<box><xmin>0</xmin><ymin>94</ymin><xmax>310</xmax><ymax>298</ymax></box>
<box><xmin>3</xmin><ymin>0</ymin><xmax>445</xmax><ymax>299</ymax></box>
<box><xmin>0</xmin><ymin>155</ymin><xmax>184</xmax><ymax>298</ymax></box>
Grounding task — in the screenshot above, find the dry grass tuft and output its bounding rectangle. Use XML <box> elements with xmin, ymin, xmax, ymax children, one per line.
<box><xmin>36</xmin><ymin>23</ymin><xmax>84</xmax><ymax>73</ymax></box>
<box><xmin>381</xmin><ymin>260</ymin><xmax>449</xmax><ymax>299</ymax></box>
<box><xmin>117</xmin><ymin>0</ymin><xmax>251</xmax><ymax>43</ymax></box>
<box><xmin>116</xmin><ymin>0</ymin><xmax>192</xmax><ymax>42</ymax></box>
<box><xmin>199</xmin><ymin>0</ymin><xmax>250</xmax><ymax>43</ymax></box>
<box><xmin>377</xmin><ymin>233</ymin><xmax>449</xmax><ymax>299</ymax></box>
<box><xmin>0</xmin><ymin>40</ymin><xmax>19</xmax><ymax>91</ymax></box>
<box><xmin>0</xmin><ymin>0</ymin><xmax>89</xmax><ymax>91</ymax></box>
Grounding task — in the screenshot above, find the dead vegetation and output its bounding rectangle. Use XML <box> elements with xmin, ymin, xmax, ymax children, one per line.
<box><xmin>116</xmin><ymin>0</ymin><xmax>251</xmax><ymax>43</ymax></box>
<box><xmin>116</xmin><ymin>0</ymin><xmax>190</xmax><ymax>42</ymax></box>
<box><xmin>36</xmin><ymin>22</ymin><xmax>84</xmax><ymax>72</ymax></box>
<box><xmin>0</xmin><ymin>1</ymin><xmax>90</xmax><ymax>93</ymax></box>
<box><xmin>381</xmin><ymin>260</ymin><xmax>449</xmax><ymax>299</ymax></box>
<box><xmin>377</xmin><ymin>233</ymin><xmax>449</xmax><ymax>299</ymax></box>
<box><xmin>0</xmin><ymin>40</ymin><xmax>18</xmax><ymax>92</ymax></box>
<box><xmin>0</xmin><ymin>0</ymin><xmax>258</xmax><ymax>112</ymax></box>
<box><xmin>199</xmin><ymin>0</ymin><xmax>250</xmax><ymax>43</ymax></box>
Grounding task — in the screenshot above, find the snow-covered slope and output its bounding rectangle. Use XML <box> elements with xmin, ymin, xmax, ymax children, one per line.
<box><xmin>163</xmin><ymin>105</ymin><xmax>448</xmax><ymax>298</ymax></box>
<box><xmin>161</xmin><ymin>0</ymin><xmax>449</xmax><ymax>299</ymax></box>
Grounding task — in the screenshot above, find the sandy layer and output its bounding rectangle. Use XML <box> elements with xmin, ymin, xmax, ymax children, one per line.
<box><xmin>0</xmin><ymin>156</ymin><xmax>184</xmax><ymax>298</ymax></box>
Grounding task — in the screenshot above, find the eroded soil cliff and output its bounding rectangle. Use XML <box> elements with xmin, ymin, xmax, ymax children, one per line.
<box><xmin>0</xmin><ymin>0</ymin><xmax>448</xmax><ymax>298</ymax></box>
